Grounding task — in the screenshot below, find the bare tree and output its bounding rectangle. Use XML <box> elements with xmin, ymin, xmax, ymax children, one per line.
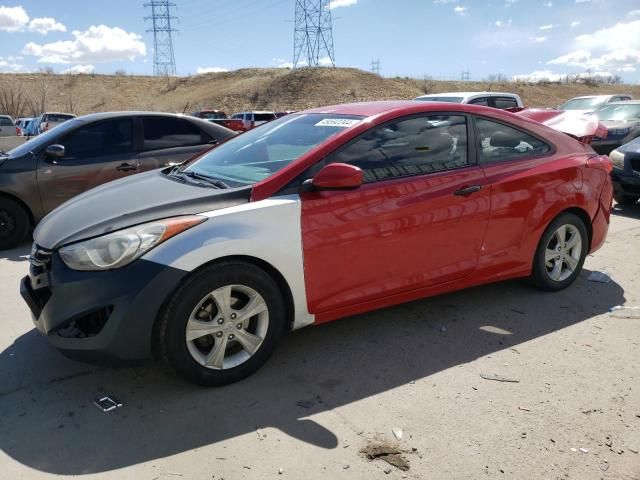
<box><xmin>0</xmin><ymin>78</ymin><xmax>27</xmax><ymax>118</ymax></box>
<box><xmin>422</xmin><ymin>75</ymin><xmax>435</xmax><ymax>94</ymax></box>
<box><xmin>63</xmin><ymin>74</ymin><xmax>79</xmax><ymax>114</ymax></box>
<box><xmin>26</xmin><ymin>74</ymin><xmax>50</xmax><ymax>116</ymax></box>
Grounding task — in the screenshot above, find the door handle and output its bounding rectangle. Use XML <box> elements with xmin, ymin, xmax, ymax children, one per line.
<box><xmin>116</xmin><ymin>162</ymin><xmax>137</xmax><ymax>172</ymax></box>
<box><xmin>453</xmin><ymin>185</ymin><xmax>482</xmax><ymax>196</ymax></box>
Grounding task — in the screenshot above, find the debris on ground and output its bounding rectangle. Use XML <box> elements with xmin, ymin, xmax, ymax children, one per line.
<box><xmin>588</xmin><ymin>271</ymin><xmax>611</xmax><ymax>283</ymax></box>
<box><xmin>392</xmin><ymin>428</ymin><xmax>403</xmax><ymax>440</ymax></box>
<box><xmin>518</xmin><ymin>406</ymin><xmax>530</xmax><ymax>412</ymax></box>
<box><xmin>579</xmin><ymin>448</ymin><xmax>589</xmax><ymax>454</ymax></box>
<box><xmin>609</xmin><ymin>305</ymin><xmax>640</xmax><ymax>319</ymax></box>
<box><xmin>480</xmin><ymin>374</ymin><xmax>520</xmax><ymax>383</ymax></box>
<box><xmin>361</xmin><ymin>442</ymin><xmax>410</xmax><ymax>471</ymax></box>
<box><xmin>296</xmin><ymin>400</ymin><xmax>315</xmax><ymax>409</ymax></box>
<box><xmin>278</xmin><ymin>467</ymin><xmax>283</xmax><ymax>475</ymax></box>
<box><xmin>93</xmin><ymin>395</ymin><xmax>123</xmax><ymax>412</ymax></box>
<box><xmin>628</xmin><ymin>447</ymin><xmax>638</xmax><ymax>454</ymax></box>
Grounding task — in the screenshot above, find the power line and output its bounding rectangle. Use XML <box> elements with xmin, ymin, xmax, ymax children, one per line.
<box><xmin>460</xmin><ymin>69</ymin><xmax>471</xmax><ymax>81</ymax></box>
<box><xmin>293</xmin><ymin>0</ymin><xmax>335</xmax><ymax>68</ymax></box>
<box><xmin>144</xmin><ymin>1</ymin><xmax>178</xmax><ymax>76</ymax></box>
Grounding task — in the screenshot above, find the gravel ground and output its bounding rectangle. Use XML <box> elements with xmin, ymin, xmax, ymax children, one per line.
<box><xmin>0</xmin><ymin>205</ymin><xmax>638</xmax><ymax>480</ymax></box>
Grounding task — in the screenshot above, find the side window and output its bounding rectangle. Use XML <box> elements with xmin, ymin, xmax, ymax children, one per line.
<box><xmin>475</xmin><ymin>117</ymin><xmax>551</xmax><ymax>163</ymax></box>
<box><xmin>328</xmin><ymin>115</ymin><xmax>469</xmax><ymax>183</ymax></box>
<box><xmin>142</xmin><ymin>117</ymin><xmax>203</xmax><ymax>150</ymax></box>
<box><xmin>469</xmin><ymin>97</ymin><xmax>489</xmax><ymax>106</ymax></box>
<box><xmin>60</xmin><ymin>119</ymin><xmax>133</xmax><ymax>159</ymax></box>
<box><xmin>493</xmin><ymin>97</ymin><xmax>518</xmax><ymax>109</ymax></box>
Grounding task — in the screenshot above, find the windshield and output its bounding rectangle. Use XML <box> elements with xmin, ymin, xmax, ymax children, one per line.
<box><xmin>560</xmin><ymin>97</ymin><xmax>606</xmax><ymax>110</ymax></box>
<box><xmin>8</xmin><ymin>118</ymin><xmax>83</xmax><ymax>156</ymax></box>
<box><xmin>254</xmin><ymin>113</ymin><xmax>276</xmax><ymax>122</ymax></box>
<box><xmin>415</xmin><ymin>96</ymin><xmax>464</xmax><ymax>103</ymax></box>
<box><xmin>200</xmin><ymin>112</ymin><xmax>226</xmax><ymax>119</ymax></box>
<box><xmin>184</xmin><ymin>113</ymin><xmax>363</xmax><ymax>187</ymax></box>
<box><xmin>594</xmin><ymin>104</ymin><xmax>640</xmax><ymax>121</ymax></box>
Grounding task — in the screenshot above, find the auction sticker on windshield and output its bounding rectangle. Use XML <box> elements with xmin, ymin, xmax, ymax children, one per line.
<box><xmin>315</xmin><ymin>118</ymin><xmax>361</xmax><ymax>128</ymax></box>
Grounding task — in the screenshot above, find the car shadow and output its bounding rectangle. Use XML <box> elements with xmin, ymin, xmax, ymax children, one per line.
<box><xmin>0</xmin><ymin>270</ymin><xmax>625</xmax><ymax>475</ymax></box>
<box><xmin>0</xmin><ymin>241</ymin><xmax>30</xmax><ymax>262</ymax></box>
<box><xmin>612</xmin><ymin>203</ymin><xmax>640</xmax><ymax>220</ymax></box>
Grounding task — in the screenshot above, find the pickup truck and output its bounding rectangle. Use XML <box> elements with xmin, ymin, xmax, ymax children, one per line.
<box><xmin>192</xmin><ymin>109</ymin><xmax>246</xmax><ymax>132</ymax></box>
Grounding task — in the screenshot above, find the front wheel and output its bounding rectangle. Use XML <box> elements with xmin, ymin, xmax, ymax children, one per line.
<box><xmin>157</xmin><ymin>261</ymin><xmax>286</xmax><ymax>386</ymax></box>
<box><xmin>531</xmin><ymin>213</ymin><xmax>588</xmax><ymax>291</ymax></box>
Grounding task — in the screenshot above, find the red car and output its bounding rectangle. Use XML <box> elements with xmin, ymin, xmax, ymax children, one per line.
<box><xmin>22</xmin><ymin>101</ymin><xmax>613</xmax><ymax>386</ymax></box>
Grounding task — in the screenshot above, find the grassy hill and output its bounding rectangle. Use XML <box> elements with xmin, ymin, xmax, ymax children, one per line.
<box><xmin>2</xmin><ymin>67</ymin><xmax>640</xmax><ymax>117</ymax></box>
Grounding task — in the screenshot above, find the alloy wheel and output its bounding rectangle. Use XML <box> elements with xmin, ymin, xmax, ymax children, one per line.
<box><xmin>544</xmin><ymin>224</ymin><xmax>582</xmax><ymax>282</ymax></box>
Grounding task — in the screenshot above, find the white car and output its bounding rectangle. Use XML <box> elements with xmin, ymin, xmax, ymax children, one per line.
<box><xmin>0</xmin><ymin>115</ymin><xmax>16</xmax><ymax>137</ymax></box>
<box><xmin>36</xmin><ymin>112</ymin><xmax>76</xmax><ymax>134</ymax></box>
<box><xmin>559</xmin><ymin>94</ymin><xmax>632</xmax><ymax>115</ymax></box>
<box><xmin>231</xmin><ymin>111</ymin><xmax>277</xmax><ymax>131</ymax></box>
<box><xmin>414</xmin><ymin>92</ymin><xmax>524</xmax><ymax>110</ymax></box>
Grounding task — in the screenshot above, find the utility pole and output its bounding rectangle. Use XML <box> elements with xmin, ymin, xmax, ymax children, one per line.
<box><xmin>460</xmin><ymin>69</ymin><xmax>471</xmax><ymax>81</ymax></box>
<box><xmin>370</xmin><ymin>59</ymin><xmax>380</xmax><ymax>76</ymax></box>
<box><xmin>293</xmin><ymin>0</ymin><xmax>336</xmax><ymax>68</ymax></box>
<box><xmin>144</xmin><ymin>1</ymin><xmax>178</xmax><ymax>76</ymax></box>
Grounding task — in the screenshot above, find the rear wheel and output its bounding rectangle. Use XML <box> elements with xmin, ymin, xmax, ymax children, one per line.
<box><xmin>0</xmin><ymin>197</ymin><xmax>30</xmax><ymax>250</ymax></box>
<box><xmin>531</xmin><ymin>213</ymin><xmax>588</xmax><ymax>291</ymax></box>
<box><xmin>157</xmin><ymin>261</ymin><xmax>286</xmax><ymax>386</ymax></box>
<box><xmin>614</xmin><ymin>192</ymin><xmax>639</xmax><ymax>206</ymax></box>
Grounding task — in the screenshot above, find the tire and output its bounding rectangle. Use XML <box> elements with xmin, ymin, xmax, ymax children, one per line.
<box><xmin>0</xmin><ymin>197</ymin><xmax>30</xmax><ymax>250</ymax></box>
<box><xmin>157</xmin><ymin>261</ymin><xmax>286</xmax><ymax>386</ymax></box>
<box><xmin>614</xmin><ymin>192</ymin><xmax>639</xmax><ymax>206</ymax></box>
<box><xmin>531</xmin><ymin>212</ymin><xmax>588</xmax><ymax>291</ymax></box>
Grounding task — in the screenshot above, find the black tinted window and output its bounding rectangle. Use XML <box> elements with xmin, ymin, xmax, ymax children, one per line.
<box><xmin>143</xmin><ymin>117</ymin><xmax>203</xmax><ymax>150</ymax></box>
<box><xmin>0</xmin><ymin>117</ymin><xmax>13</xmax><ymax>126</ymax></box>
<box><xmin>255</xmin><ymin>113</ymin><xmax>276</xmax><ymax>122</ymax></box>
<box><xmin>61</xmin><ymin>119</ymin><xmax>133</xmax><ymax>158</ymax></box>
<box><xmin>328</xmin><ymin>115</ymin><xmax>468</xmax><ymax>183</ymax></box>
<box><xmin>476</xmin><ymin>118</ymin><xmax>551</xmax><ymax>163</ymax></box>
<box><xmin>469</xmin><ymin>97</ymin><xmax>489</xmax><ymax>106</ymax></box>
<box><xmin>46</xmin><ymin>114</ymin><xmax>74</xmax><ymax>122</ymax></box>
<box><xmin>493</xmin><ymin>97</ymin><xmax>518</xmax><ymax>109</ymax></box>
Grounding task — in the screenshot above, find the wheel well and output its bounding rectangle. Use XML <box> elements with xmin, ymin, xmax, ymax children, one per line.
<box><xmin>0</xmin><ymin>192</ymin><xmax>35</xmax><ymax>227</ymax></box>
<box><xmin>563</xmin><ymin>207</ymin><xmax>593</xmax><ymax>251</ymax></box>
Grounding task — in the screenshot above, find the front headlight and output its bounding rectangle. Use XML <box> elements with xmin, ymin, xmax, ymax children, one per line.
<box><xmin>609</xmin><ymin>149</ymin><xmax>625</xmax><ymax>169</ymax></box>
<box><xmin>59</xmin><ymin>215</ymin><xmax>206</xmax><ymax>271</ymax></box>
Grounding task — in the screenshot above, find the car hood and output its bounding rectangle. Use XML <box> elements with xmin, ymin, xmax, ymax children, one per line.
<box><xmin>34</xmin><ymin>170</ymin><xmax>252</xmax><ymax>250</ymax></box>
<box><xmin>618</xmin><ymin>137</ymin><xmax>640</xmax><ymax>154</ymax></box>
<box><xmin>514</xmin><ymin>108</ymin><xmax>608</xmax><ymax>143</ymax></box>
<box><xmin>599</xmin><ymin>120</ymin><xmax>640</xmax><ymax>129</ymax></box>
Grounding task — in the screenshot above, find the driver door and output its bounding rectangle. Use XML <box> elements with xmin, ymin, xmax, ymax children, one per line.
<box><xmin>37</xmin><ymin>118</ymin><xmax>139</xmax><ymax>213</ymax></box>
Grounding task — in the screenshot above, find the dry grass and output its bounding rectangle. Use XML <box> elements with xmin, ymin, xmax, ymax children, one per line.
<box><xmin>4</xmin><ymin>68</ymin><xmax>640</xmax><ymax>117</ymax></box>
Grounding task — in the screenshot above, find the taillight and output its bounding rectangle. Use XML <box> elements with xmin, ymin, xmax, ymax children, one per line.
<box><xmin>587</xmin><ymin>155</ymin><xmax>613</xmax><ymax>173</ymax></box>
<box><xmin>44</xmin><ymin>122</ymin><xmax>49</xmax><ymax>131</ymax></box>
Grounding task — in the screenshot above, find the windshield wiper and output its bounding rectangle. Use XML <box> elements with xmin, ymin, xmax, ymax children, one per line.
<box><xmin>180</xmin><ymin>170</ymin><xmax>230</xmax><ymax>189</ymax></box>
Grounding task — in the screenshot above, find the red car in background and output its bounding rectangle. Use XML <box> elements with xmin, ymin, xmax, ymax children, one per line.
<box><xmin>23</xmin><ymin>101</ymin><xmax>613</xmax><ymax>386</ymax></box>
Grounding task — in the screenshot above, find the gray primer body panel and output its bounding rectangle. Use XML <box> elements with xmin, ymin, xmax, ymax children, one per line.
<box><xmin>144</xmin><ymin>195</ymin><xmax>315</xmax><ymax>330</ymax></box>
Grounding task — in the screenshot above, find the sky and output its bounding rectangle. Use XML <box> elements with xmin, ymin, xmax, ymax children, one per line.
<box><xmin>0</xmin><ymin>0</ymin><xmax>638</xmax><ymax>83</ymax></box>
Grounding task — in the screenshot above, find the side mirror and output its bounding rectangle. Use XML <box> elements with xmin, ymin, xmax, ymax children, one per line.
<box><xmin>305</xmin><ymin>163</ymin><xmax>364</xmax><ymax>192</ymax></box>
<box><xmin>44</xmin><ymin>144</ymin><xmax>65</xmax><ymax>159</ymax></box>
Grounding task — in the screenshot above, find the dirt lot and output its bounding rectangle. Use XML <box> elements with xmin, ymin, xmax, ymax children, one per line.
<box><xmin>4</xmin><ymin>67</ymin><xmax>640</xmax><ymax>117</ymax></box>
<box><xmin>0</xmin><ymin>204</ymin><xmax>639</xmax><ymax>479</ymax></box>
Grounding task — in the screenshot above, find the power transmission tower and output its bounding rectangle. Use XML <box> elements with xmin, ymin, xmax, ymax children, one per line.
<box><xmin>293</xmin><ymin>0</ymin><xmax>335</xmax><ymax>68</ymax></box>
<box><xmin>370</xmin><ymin>59</ymin><xmax>380</xmax><ymax>76</ymax></box>
<box><xmin>144</xmin><ymin>1</ymin><xmax>178</xmax><ymax>76</ymax></box>
<box><xmin>460</xmin><ymin>69</ymin><xmax>471</xmax><ymax>81</ymax></box>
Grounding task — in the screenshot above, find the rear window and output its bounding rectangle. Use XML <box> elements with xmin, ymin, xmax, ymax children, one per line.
<box><xmin>45</xmin><ymin>114</ymin><xmax>74</xmax><ymax>122</ymax></box>
<box><xmin>254</xmin><ymin>113</ymin><xmax>276</xmax><ymax>122</ymax></box>
<box><xmin>200</xmin><ymin>111</ymin><xmax>227</xmax><ymax>120</ymax></box>
<box><xmin>415</xmin><ymin>96</ymin><xmax>464</xmax><ymax>103</ymax></box>
<box><xmin>0</xmin><ymin>117</ymin><xmax>13</xmax><ymax>126</ymax></box>
<box><xmin>493</xmin><ymin>97</ymin><xmax>518</xmax><ymax>109</ymax></box>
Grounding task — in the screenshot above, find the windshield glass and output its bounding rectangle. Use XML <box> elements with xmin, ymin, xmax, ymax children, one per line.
<box><xmin>560</xmin><ymin>97</ymin><xmax>606</xmax><ymax>110</ymax></box>
<box><xmin>415</xmin><ymin>96</ymin><xmax>464</xmax><ymax>103</ymax></box>
<box><xmin>254</xmin><ymin>113</ymin><xmax>276</xmax><ymax>122</ymax></box>
<box><xmin>200</xmin><ymin>112</ymin><xmax>226</xmax><ymax>119</ymax></box>
<box><xmin>594</xmin><ymin>104</ymin><xmax>640</xmax><ymax>121</ymax></box>
<box><xmin>184</xmin><ymin>113</ymin><xmax>363</xmax><ymax>187</ymax></box>
<box><xmin>8</xmin><ymin>118</ymin><xmax>83</xmax><ymax>156</ymax></box>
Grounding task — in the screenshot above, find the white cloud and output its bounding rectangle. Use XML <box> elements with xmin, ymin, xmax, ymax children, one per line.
<box><xmin>570</xmin><ymin>21</ymin><xmax>580</xmax><ymax>27</ymax></box>
<box><xmin>575</xmin><ymin>0</ymin><xmax>590</xmax><ymax>2</ymax></box>
<box><xmin>512</xmin><ymin>69</ymin><xmax>613</xmax><ymax>83</ymax></box>
<box><xmin>539</xmin><ymin>24</ymin><xmax>554</xmax><ymax>30</ymax></box>
<box><xmin>61</xmin><ymin>64</ymin><xmax>94</xmax><ymax>74</ymax></box>
<box><xmin>433</xmin><ymin>0</ymin><xmax>459</xmax><ymax>3</ymax></box>
<box><xmin>0</xmin><ymin>6</ymin><xmax>28</xmax><ymax>32</ymax></box>
<box><xmin>273</xmin><ymin>58</ymin><xmax>295</xmax><ymax>68</ymax></box>
<box><xmin>196</xmin><ymin>66</ymin><xmax>229</xmax><ymax>74</ymax></box>
<box><xmin>629</xmin><ymin>10</ymin><xmax>640</xmax><ymax>17</ymax></box>
<box><xmin>0</xmin><ymin>57</ymin><xmax>29</xmax><ymax>73</ymax></box>
<box><xmin>495</xmin><ymin>19</ymin><xmax>512</xmax><ymax>27</ymax></box>
<box><xmin>505</xmin><ymin>0</ymin><xmax>518</xmax><ymax>6</ymax></box>
<box><xmin>543</xmin><ymin>1</ymin><xmax>553</xmax><ymax>6</ymax></box>
<box><xmin>329</xmin><ymin>0</ymin><xmax>357</xmax><ymax>9</ymax></box>
<box><xmin>454</xmin><ymin>5</ymin><xmax>466</xmax><ymax>15</ymax></box>
<box><xmin>575</xmin><ymin>20</ymin><xmax>640</xmax><ymax>50</ymax></box>
<box><xmin>28</xmin><ymin>17</ymin><xmax>66</xmax><ymax>35</ymax></box>
<box><xmin>530</xmin><ymin>36</ymin><xmax>549</xmax><ymax>42</ymax></box>
<box><xmin>23</xmin><ymin>25</ymin><xmax>146</xmax><ymax>64</ymax></box>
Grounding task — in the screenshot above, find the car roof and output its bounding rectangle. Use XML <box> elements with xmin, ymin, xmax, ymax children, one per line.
<box><xmin>302</xmin><ymin>100</ymin><xmax>500</xmax><ymax>117</ymax></box>
<box><xmin>568</xmin><ymin>94</ymin><xmax>630</xmax><ymax>100</ymax></box>
<box><xmin>71</xmin><ymin>111</ymin><xmax>205</xmax><ymax>123</ymax></box>
<box><xmin>605</xmin><ymin>100</ymin><xmax>640</xmax><ymax>105</ymax></box>
<box><xmin>416</xmin><ymin>91</ymin><xmax>519</xmax><ymax>99</ymax></box>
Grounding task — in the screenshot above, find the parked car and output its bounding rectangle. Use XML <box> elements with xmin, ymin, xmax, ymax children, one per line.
<box><xmin>36</xmin><ymin>112</ymin><xmax>76</xmax><ymax>134</ymax></box>
<box><xmin>609</xmin><ymin>136</ymin><xmax>640</xmax><ymax>206</ymax></box>
<box><xmin>20</xmin><ymin>101</ymin><xmax>613</xmax><ymax>386</ymax></box>
<box><xmin>0</xmin><ymin>115</ymin><xmax>16</xmax><ymax>137</ymax></box>
<box><xmin>558</xmin><ymin>94</ymin><xmax>632</xmax><ymax>115</ymax></box>
<box><xmin>590</xmin><ymin>101</ymin><xmax>640</xmax><ymax>155</ymax></box>
<box><xmin>15</xmin><ymin>117</ymin><xmax>29</xmax><ymax>136</ymax></box>
<box><xmin>192</xmin><ymin>109</ymin><xmax>246</xmax><ymax>132</ymax></box>
<box><xmin>414</xmin><ymin>92</ymin><xmax>524</xmax><ymax>109</ymax></box>
<box><xmin>231</xmin><ymin>111</ymin><xmax>277</xmax><ymax>130</ymax></box>
<box><xmin>22</xmin><ymin>118</ymin><xmax>38</xmax><ymax>137</ymax></box>
<box><xmin>192</xmin><ymin>109</ymin><xmax>227</xmax><ymax>120</ymax></box>
<box><xmin>0</xmin><ymin>111</ymin><xmax>235</xmax><ymax>248</ymax></box>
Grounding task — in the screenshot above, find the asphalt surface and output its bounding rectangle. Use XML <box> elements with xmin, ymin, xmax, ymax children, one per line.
<box><xmin>1</xmin><ymin>205</ymin><xmax>639</xmax><ymax>479</ymax></box>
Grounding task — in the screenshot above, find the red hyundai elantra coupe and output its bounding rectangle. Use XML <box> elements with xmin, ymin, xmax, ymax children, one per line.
<box><xmin>22</xmin><ymin>101</ymin><xmax>613</xmax><ymax>385</ymax></box>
